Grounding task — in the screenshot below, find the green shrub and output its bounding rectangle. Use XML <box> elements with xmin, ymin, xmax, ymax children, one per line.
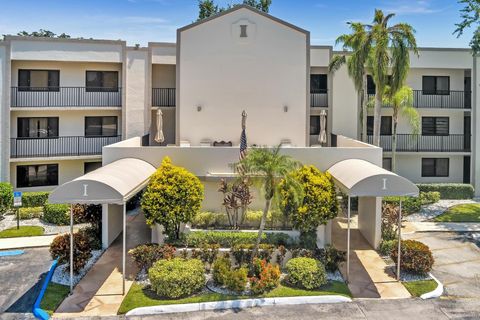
<box><xmin>0</xmin><ymin>182</ymin><xmax>13</xmax><ymax>215</ymax></box>
<box><xmin>317</xmin><ymin>245</ymin><xmax>346</xmax><ymax>272</ymax></box>
<box><xmin>383</xmin><ymin>196</ymin><xmax>422</xmax><ymax>214</ymax></box>
<box><xmin>286</xmin><ymin>257</ymin><xmax>327</xmax><ymax>290</ymax></box>
<box><xmin>420</xmin><ymin>191</ymin><xmax>440</xmax><ymax>205</ymax></box>
<box><xmin>22</xmin><ymin>192</ymin><xmax>49</xmax><ymax>207</ymax></box>
<box><xmin>78</xmin><ymin>226</ymin><xmax>102</xmax><ymax>250</ymax></box>
<box><xmin>18</xmin><ymin>207</ymin><xmax>43</xmax><ymax>220</ymax></box>
<box><xmin>191</xmin><ymin>211</ymin><xmax>227</xmax><ymax>229</ymax></box>
<box><xmin>379</xmin><ymin>239</ymin><xmax>396</xmax><ymax>256</ymax></box>
<box><xmin>170</xmin><ymin>231</ymin><xmax>293</xmax><ymax>248</ymax></box>
<box><xmin>390</xmin><ymin>240</ymin><xmax>434</xmax><ymax>274</ymax></box>
<box><xmin>225</xmin><ymin>267</ymin><xmax>248</xmax><ymax>293</ymax></box>
<box><xmin>190</xmin><ymin>210</ymin><xmax>286</xmax><ymax>229</ymax></box>
<box><xmin>299</xmin><ymin>230</ymin><xmax>317</xmax><ymax>250</ymax></box>
<box><xmin>142</xmin><ymin>157</ymin><xmax>204</xmax><ymax>239</ymax></box>
<box><xmin>191</xmin><ymin>244</ymin><xmax>220</xmax><ymax>266</ymax></box>
<box><xmin>129</xmin><ymin>243</ymin><xmax>176</xmax><ymax>270</ymax></box>
<box><xmin>212</xmin><ymin>257</ymin><xmax>231</xmax><ymax>285</ymax></box>
<box><xmin>148</xmin><ymin>258</ymin><xmax>205</xmax><ymax>298</ymax></box>
<box><xmin>230</xmin><ymin>243</ymin><xmax>274</xmax><ymax>265</ymax></box>
<box><xmin>42</xmin><ymin>203</ymin><xmax>70</xmax><ymax>225</ymax></box>
<box><xmin>417</xmin><ymin>183</ymin><xmax>474</xmax><ymax>200</ymax></box>
<box><xmin>250</xmin><ymin>259</ymin><xmax>281</xmax><ymax>294</ymax></box>
<box><xmin>50</xmin><ymin>232</ymin><xmax>92</xmax><ymax>274</ymax></box>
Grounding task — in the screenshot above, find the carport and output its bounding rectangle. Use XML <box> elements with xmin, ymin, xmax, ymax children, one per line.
<box><xmin>327</xmin><ymin>159</ymin><xmax>419</xmax><ymax>282</ymax></box>
<box><xmin>49</xmin><ymin>158</ymin><xmax>156</xmax><ymax>294</ymax></box>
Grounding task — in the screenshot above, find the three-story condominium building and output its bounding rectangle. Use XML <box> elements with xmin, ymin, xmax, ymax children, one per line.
<box><xmin>0</xmin><ymin>5</ymin><xmax>479</xmax><ymax>204</ymax></box>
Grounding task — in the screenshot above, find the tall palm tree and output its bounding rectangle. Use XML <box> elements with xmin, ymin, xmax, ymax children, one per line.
<box><xmin>235</xmin><ymin>146</ymin><xmax>302</xmax><ymax>259</ymax></box>
<box><xmin>329</xmin><ymin>22</ymin><xmax>371</xmax><ymax>142</ymax></box>
<box><xmin>383</xmin><ymin>86</ymin><xmax>420</xmax><ymax>172</ymax></box>
<box><xmin>366</xmin><ymin>9</ymin><xmax>418</xmax><ymax>146</ymax></box>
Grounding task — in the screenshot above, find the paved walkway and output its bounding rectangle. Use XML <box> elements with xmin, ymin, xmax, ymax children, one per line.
<box><xmin>53</xmin><ymin>213</ymin><xmax>150</xmax><ymax>318</ymax></box>
<box><xmin>405</xmin><ymin>221</ymin><xmax>480</xmax><ymax>233</ymax></box>
<box><xmin>332</xmin><ymin>217</ymin><xmax>411</xmax><ymax>299</ymax></box>
<box><xmin>0</xmin><ymin>234</ymin><xmax>57</xmax><ymax>250</ymax></box>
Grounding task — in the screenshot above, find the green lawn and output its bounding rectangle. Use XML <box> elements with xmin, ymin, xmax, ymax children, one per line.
<box><xmin>402</xmin><ymin>280</ymin><xmax>438</xmax><ymax>297</ymax></box>
<box><xmin>40</xmin><ymin>283</ymin><xmax>70</xmax><ymax>316</ymax></box>
<box><xmin>118</xmin><ymin>281</ymin><xmax>351</xmax><ymax>315</ymax></box>
<box><xmin>434</xmin><ymin>203</ymin><xmax>480</xmax><ymax>222</ymax></box>
<box><xmin>0</xmin><ymin>226</ymin><xmax>44</xmax><ymax>238</ymax></box>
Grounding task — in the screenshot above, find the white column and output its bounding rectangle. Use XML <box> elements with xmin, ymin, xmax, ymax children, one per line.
<box><xmin>69</xmin><ymin>204</ymin><xmax>74</xmax><ymax>294</ymax></box>
<box><xmin>397</xmin><ymin>200</ymin><xmax>402</xmax><ymax>281</ymax></box>
<box><xmin>122</xmin><ymin>202</ymin><xmax>126</xmax><ymax>295</ymax></box>
<box><xmin>346</xmin><ymin>196</ymin><xmax>351</xmax><ymax>283</ymax></box>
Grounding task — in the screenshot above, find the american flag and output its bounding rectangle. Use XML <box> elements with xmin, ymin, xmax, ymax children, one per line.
<box><xmin>238</xmin><ymin>111</ymin><xmax>248</xmax><ymax>175</ymax></box>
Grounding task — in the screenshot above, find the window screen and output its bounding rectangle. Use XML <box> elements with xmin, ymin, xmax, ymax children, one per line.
<box><xmin>422</xmin><ymin>117</ymin><xmax>449</xmax><ymax>136</ymax></box>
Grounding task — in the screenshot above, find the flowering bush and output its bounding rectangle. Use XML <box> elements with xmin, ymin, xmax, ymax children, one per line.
<box><xmin>250</xmin><ymin>259</ymin><xmax>281</xmax><ymax>294</ymax></box>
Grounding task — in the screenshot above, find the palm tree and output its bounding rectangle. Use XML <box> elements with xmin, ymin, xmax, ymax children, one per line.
<box><xmin>235</xmin><ymin>146</ymin><xmax>302</xmax><ymax>259</ymax></box>
<box><xmin>365</xmin><ymin>9</ymin><xmax>418</xmax><ymax>146</ymax></box>
<box><xmin>329</xmin><ymin>22</ymin><xmax>371</xmax><ymax>142</ymax></box>
<box><xmin>383</xmin><ymin>86</ymin><xmax>420</xmax><ymax>172</ymax></box>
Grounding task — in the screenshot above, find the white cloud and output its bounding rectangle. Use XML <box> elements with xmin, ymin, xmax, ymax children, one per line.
<box><xmin>381</xmin><ymin>0</ymin><xmax>442</xmax><ymax>15</ymax></box>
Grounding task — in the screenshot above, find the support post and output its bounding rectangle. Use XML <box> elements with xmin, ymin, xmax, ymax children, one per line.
<box><xmin>397</xmin><ymin>200</ymin><xmax>402</xmax><ymax>281</ymax></box>
<box><xmin>70</xmin><ymin>204</ymin><xmax>74</xmax><ymax>294</ymax></box>
<box><xmin>122</xmin><ymin>202</ymin><xmax>126</xmax><ymax>295</ymax></box>
<box><xmin>346</xmin><ymin>196</ymin><xmax>351</xmax><ymax>283</ymax></box>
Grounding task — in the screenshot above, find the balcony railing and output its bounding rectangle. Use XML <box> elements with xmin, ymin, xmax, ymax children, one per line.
<box><xmin>11</xmin><ymin>135</ymin><xmax>122</xmax><ymax>158</ymax></box>
<box><xmin>11</xmin><ymin>87</ymin><xmax>122</xmax><ymax>107</ymax></box>
<box><xmin>367</xmin><ymin>134</ymin><xmax>471</xmax><ymax>152</ymax></box>
<box><xmin>368</xmin><ymin>90</ymin><xmax>471</xmax><ymax>109</ymax></box>
<box><xmin>152</xmin><ymin>88</ymin><xmax>175</xmax><ymax>107</ymax></box>
<box><xmin>310</xmin><ymin>90</ymin><xmax>328</xmax><ymax>107</ymax></box>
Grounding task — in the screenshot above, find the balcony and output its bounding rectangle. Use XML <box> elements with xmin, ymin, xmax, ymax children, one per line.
<box><xmin>310</xmin><ymin>90</ymin><xmax>328</xmax><ymax>107</ymax></box>
<box><xmin>368</xmin><ymin>90</ymin><xmax>471</xmax><ymax>109</ymax></box>
<box><xmin>152</xmin><ymin>88</ymin><xmax>175</xmax><ymax>107</ymax></box>
<box><xmin>367</xmin><ymin>134</ymin><xmax>471</xmax><ymax>152</ymax></box>
<box><xmin>11</xmin><ymin>87</ymin><xmax>122</xmax><ymax>108</ymax></box>
<box><xmin>11</xmin><ymin>135</ymin><xmax>122</xmax><ymax>158</ymax></box>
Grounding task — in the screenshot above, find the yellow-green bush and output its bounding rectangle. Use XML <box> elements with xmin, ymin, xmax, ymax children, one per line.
<box><xmin>141</xmin><ymin>157</ymin><xmax>204</xmax><ymax>239</ymax></box>
<box><xmin>18</xmin><ymin>206</ymin><xmax>43</xmax><ymax>220</ymax></box>
<box><xmin>286</xmin><ymin>257</ymin><xmax>327</xmax><ymax>289</ymax></box>
<box><xmin>0</xmin><ymin>182</ymin><xmax>13</xmax><ymax>215</ymax></box>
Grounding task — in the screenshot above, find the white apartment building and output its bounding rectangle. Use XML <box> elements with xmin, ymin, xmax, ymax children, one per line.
<box><xmin>0</xmin><ymin>5</ymin><xmax>479</xmax><ymax>211</ymax></box>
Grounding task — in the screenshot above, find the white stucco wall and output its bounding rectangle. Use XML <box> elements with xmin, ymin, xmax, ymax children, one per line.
<box><xmin>310</xmin><ymin>47</ymin><xmax>331</xmax><ymax>67</ymax></box>
<box><xmin>178</xmin><ymin>8</ymin><xmax>308</xmax><ymax>146</ymax></box>
<box><xmin>0</xmin><ymin>44</ymin><xmax>9</xmax><ymax>182</ymax></box>
<box><xmin>331</xmin><ymin>63</ymin><xmax>358</xmax><ymax>139</ymax></box>
<box><xmin>150</xmin><ymin>43</ymin><xmax>176</xmax><ymax>65</ymax></box>
<box><xmin>411</xmin><ymin>49</ymin><xmax>472</xmax><ymax>69</ymax></box>
<box><xmin>473</xmin><ymin>56</ymin><xmax>480</xmax><ymax>195</ymax></box>
<box><xmin>358</xmin><ymin>197</ymin><xmax>381</xmax><ymax>249</ymax></box>
<box><xmin>102</xmin><ymin>203</ymin><xmax>123</xmax><ymax>248</ymax></box>
<box><xmin>152</xmin><ymin>64</ymin><xmax>176</xmax><ymax>88</ymax></box>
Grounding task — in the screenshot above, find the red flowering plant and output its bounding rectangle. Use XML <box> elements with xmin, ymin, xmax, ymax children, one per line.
<box><xmin>250</xmin><ymin>258</ymin><xmax>281</xmax><ymax>294</ymax></box>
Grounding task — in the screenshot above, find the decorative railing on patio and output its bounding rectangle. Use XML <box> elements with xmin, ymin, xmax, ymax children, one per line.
<box><xmin>11</xmin><ymin>135</ymin><xmax>122</xmax><ymax>158</ymax></box>
<box><xmin>11</xmin><ymin>87</ymin><xmax>122</xmax><ymax>107</ymax></box>
<box><xmin>367</xmin><ymin>134</ymin><xmax>471</xmax><ymax>152</ymax></box>
<box><xmin>310</xmin><ymin>90</ymin><xmax>328</xmax><ymax>107</ymax></box>
<box><xmin>367</xmin><ymin>90</ymin><xmax>471</xmax><ymax>109</ymax></box>
<box><xmin>152</xmin><ymin>88</ymin><xmax>176</xmax><ymax>107</ymax></box>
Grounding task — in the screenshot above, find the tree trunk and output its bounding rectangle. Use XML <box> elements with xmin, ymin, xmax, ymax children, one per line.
<box><xmin>362</xmin><ymin>74</ymin><xmax>368</xmax><ymax>142</ymax></box>
<box><xmin>373</xmin><ymin>91</ymin><xmax>382</xmax><ymax>146</ymax></box>
<box><xmin>392</xmin><ymin>113</ymin><xmax>398</xmax><ymax>172</ymax></box>
<box><xmin>252</xmin><ymin>198</ymin><xmax>271</xmax><ymax>261</ymax></box>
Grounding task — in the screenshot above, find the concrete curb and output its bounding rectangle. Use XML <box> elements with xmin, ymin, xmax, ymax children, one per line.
<box><xmin>33</xmin><ymin>259</ymin><xmax>59</xmax><ymax>320</ymax></box>
<box><xmin>420</xmin><ymin>273</ymin><xmax>443</xmax><ymax>300</ymax></box>
<box><xmin>126</xmin><ymin>295</ymin><xmax>352</xmax><ymax>316</ymax></box>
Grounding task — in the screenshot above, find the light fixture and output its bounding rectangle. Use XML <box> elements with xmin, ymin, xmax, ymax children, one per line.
<box><xmin>197</xmin><ymin>105</ymin><xmax>202</xmax><ymax>112</ymax></box>
<box><xmin>283</xmin><ymin>105</ymin><xmax>288</xmax><ymax>112</ymax></box>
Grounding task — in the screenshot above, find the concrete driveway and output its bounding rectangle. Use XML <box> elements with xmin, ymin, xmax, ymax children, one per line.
<box><xmin>0</xmin><ymin>247</ymin><xmax>53</xmax><ymax>319</ymax></box>
<box><xmin>405</xmin><ymin>232</ymin><xmax>480</xmax><ymax>298</ymax></box>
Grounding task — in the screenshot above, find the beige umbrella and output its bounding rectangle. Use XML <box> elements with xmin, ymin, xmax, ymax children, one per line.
<box><xmin>154</xmin><ymin>109</ymin><xmax>165</xmax><ymax>143</ymax></box>
<box><xmin>318</xmin><ymin>109</ymin><xmax>327</xmax><ymax>144</ymax></box>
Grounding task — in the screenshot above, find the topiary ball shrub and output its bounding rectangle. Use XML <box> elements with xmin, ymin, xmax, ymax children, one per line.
<box><xmin>286</xmin><ymin>257</ymin><xmax>327</xmax><ymax>290</ymax></box>
<box><xmin>129</xmin><ymin>243</ymin><xmax>176</xmax><ymax>270</ymax></box>
<box><xmin>148</xmin><ymin>258</ymin><xmax>205</xmax><ymax>299</ymax></box>
<box><xmin>390</xmin><ymin>240</ymin><xmax>434</xmax><ymax>274</ymax></box>
<box><xmin>225</xmin><ymin>267</ymin><xmax>248</xmax><ymax>293</ymax></box>
<box><xmin>50</xmin><ymin>232</ymin><xmax>92</xmax><ymax>274</ymax></box>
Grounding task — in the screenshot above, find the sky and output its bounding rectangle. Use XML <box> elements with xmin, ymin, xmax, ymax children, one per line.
<box><xmin>0</xmin><ymin>0</ymin><xmax>474</xmax><ymax>48</ymax></box>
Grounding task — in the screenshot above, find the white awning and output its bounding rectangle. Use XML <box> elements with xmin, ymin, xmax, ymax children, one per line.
<box><xmin>327</xmin><ymin>159</ymin><xmax>419</xmax><ymax>197</ymax></box>
<box><xmin>49</xmin><ymin>158</ymin><xmax>156</xmax><ymax>205</ymax></box>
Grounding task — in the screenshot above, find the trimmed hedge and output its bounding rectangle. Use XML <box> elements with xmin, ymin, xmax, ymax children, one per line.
<box><xmin>0</xmin><ymin>182</ymin><xmax>13</xmax><ymax>215</ymax></box>
<box><xmin>417</xmin><ymin>183</ymin><xmax>474</xmax><ymax>200</ymax></box>
<box><xmin>169</xmin><ymin>231</ymin><xmax>293</xmax><ymax>248</ymax></box>
<box><xmin>43</xmin><ymin>203</ymin><xmax>70</xmax><ymax>225</ymax></box>
<box><xmin>22</xmin><ymin>191</ymin><xmax>50</xmax><ymax>207</ymax></box>
<box><xmin>384</xmin><ymin>191</ymin><xmax>441</xmax><ymax>214</ymax></box>
<box><xmin>18</xmin><ymin>206</ymin><xmax>43</xmax><ymax>220</ymax></box>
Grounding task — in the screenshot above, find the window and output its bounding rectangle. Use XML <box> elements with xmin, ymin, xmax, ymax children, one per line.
<box><xmin>240</xmin><ymin>25</ymin><xmax>248</xmax><ymax>37</ymax></box>
<box><xmin>367</xmin><ymin>116</ymin><xmax>392</xmax><ymax>135</ymax></box>
<box><xmin>16</xmin><ymin>164</ymin><xmax>58</xmax><ymax>188</ymax></box>
<box><xmin>86</xmin><ymin>71</ymin><xmax>118</xmax><ymax>92</ymax></box>
<box><xmin>422</xmin><ymin>158</ymin><xmax>449</xmax><ymax>177</ymax></box>
<box><xmin>18</xmin><ymin>70</ymin><xmax>59</xmax><ymax>91</ymax></box>
<box><xmin>367</xmin><ymin>75</ymin><xmax>376</xmax><ymax>94</ymax></box>
<box><xmin>310</xmin><ymin>116</ymin><xmax>320</xmax><ymax>135</ymax></box>
<box><xmin>422</xmin><ymin>76</ymin><xmax>450</xmax><ymax>95</ymax></box>
<box><xmin>84</xmin><ymin>161</ymin><xmax>102</xmax><ymax>174</ymax></box>
<box><xmin>422</xmin><ymin>117</ymin><xmax>449</xmax><ymax>136</ymax></box>
<box><xmin>85</xmin><ymin>116</ymin><xmax>118</xmax><ymax>137</ymax></box>
<box><xmin>17</xmin><ymin>117</ymin><xmax>58</xmax><ymax>138</ymax></box>
<box><xmin>383</xmin><ymin>158</ymin><xmax>392</xmax><ymax>171</ymax></box>
<box><xmin>310</xmin><ymin>74</ymin><xmax>327</xmax><ymax>93</ymax></box>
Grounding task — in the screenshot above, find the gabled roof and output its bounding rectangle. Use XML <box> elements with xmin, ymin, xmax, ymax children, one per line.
<box><xmin>178</xmin><ymin>4</ymin><xmax>309</xmax><ymax>35</ymax></box>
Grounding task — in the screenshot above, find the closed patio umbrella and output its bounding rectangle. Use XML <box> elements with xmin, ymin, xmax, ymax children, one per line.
<box><xmin>154</xmin><ymin>109</ymin><xmax>165</xmax><ymax>143</ymax></box>
<box><xmin>318</xmin><ymin>109</ymin><xmax>327</xmax><ymax>144</ymax></box>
